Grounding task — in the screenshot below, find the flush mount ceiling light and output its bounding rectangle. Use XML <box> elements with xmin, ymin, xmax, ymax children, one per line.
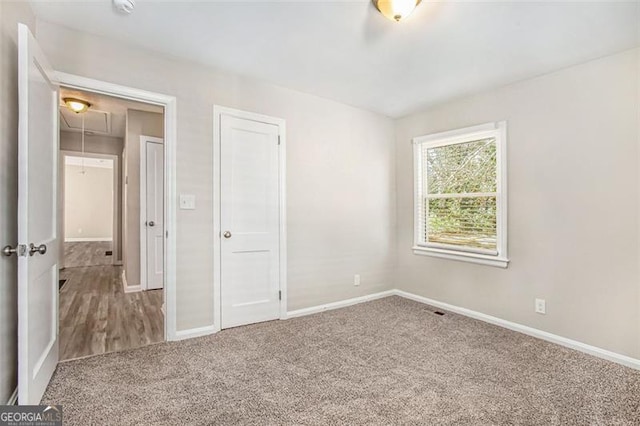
<box><xmin>373</xmin><ymin>0</ymin><xmax>422</xmax><ymax>22</ymax></box>
<box><xmin>113</xmin><ymin>0</ymin><xmax>135</xmax><ymax>14</ymax></box>
<box><xmin>63</xmin><ymin>98</ymin><xmax>91</xmax><ymax>114</ymax></box>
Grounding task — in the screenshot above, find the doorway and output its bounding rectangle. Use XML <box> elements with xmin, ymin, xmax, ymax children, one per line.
<box><xmin>213</xmin><ymin>106</ymin><xmax>287</xmax><ymax>331</ymax></box>
<box><xmin>57</xmin><ymin>88</ymin><xmax>166</xmax><ymax>361</ymax></box>
<box><xmin>16</xmin><ymin>23</ymin><xmax>178</xmax><ymax>404</ymax></box>
<box><xmin>61</xmin><ymin>152</ymin><xmax>117</xmax><ymax>268</ymax></box>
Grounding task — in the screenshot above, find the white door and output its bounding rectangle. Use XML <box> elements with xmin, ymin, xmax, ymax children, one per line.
<box><xmin>142</xmin><ymin>139</ymin><xmax>164</xmax><ymax>290</ymax></box>
<box><xmin>17</xmin><ymin>23</ymin><xmax>60</xmax><ymax>405</ymax></box>
<box><xmin>220</xmin><ymin>114</ymin><xmax>281</xmax><ymax>329</ymax></box>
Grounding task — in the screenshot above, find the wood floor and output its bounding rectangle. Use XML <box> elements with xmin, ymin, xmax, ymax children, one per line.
<box><xmin>59</xmin><ymin>265</ymin><xmax>164</xmax><ymax>361</ymax></box>
<box><xmin>64</xmin><ymin>241</ymin><xmax>113</xmax><ymax>268</ymax></box>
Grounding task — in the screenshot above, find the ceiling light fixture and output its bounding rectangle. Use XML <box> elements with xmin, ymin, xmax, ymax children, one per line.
<box><xmin>62</xmin><ymin>97</ymin><xmax>91</xmax><ymax>174</ymax></box>
<box><xmin>113</xmin><ymin>0</ymin><xmax>135</xmax><ymax>14</ymax></box>
<box><xmin>63</xmin><ymin>98</ymin><xmax>91</xmax><ymax>114</ymax></box>
<box><xmin>373</xmin><ymin>0</ymin><xmax>422</xmax><ymax>22</ymax></box>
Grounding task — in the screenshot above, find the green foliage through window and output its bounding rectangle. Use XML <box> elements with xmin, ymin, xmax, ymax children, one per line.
<box><xmin>422</xmin><ymin>138</ymin><xmax>497</xmax><ymax>251</ymax></box>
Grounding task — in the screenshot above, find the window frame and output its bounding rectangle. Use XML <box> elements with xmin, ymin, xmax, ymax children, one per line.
<box><xmin>412</xmin><ymin>121</ymin><xmax>509</xmax><ymax>268</ymax></box>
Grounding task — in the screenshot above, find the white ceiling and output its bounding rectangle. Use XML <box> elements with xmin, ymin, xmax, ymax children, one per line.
<box><xmin>33</xmin><ymin>0</ymin><xmax>639</xmax><ymax>118</ymax></box>
<box><xmin>59</xmin><ymin>87</ymin><xmax>163</xmax><ymax>137</ymax></box>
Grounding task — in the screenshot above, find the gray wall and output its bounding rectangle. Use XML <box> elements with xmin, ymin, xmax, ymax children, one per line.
<box><xmin>36</xmin><ymin>21</ymin><xmax>397</xmax><ymax>331</ymax></box>
<box><xmin>395</xmin><ymin>48</ymin><xmax>640</xmax><ymax>358</ymax></box>
<box><xmin>123</xmin><ymin>109</ymin><xmax>164</xmax><ymax>287</ymax></box>
<box><xmin>60</xmin><ymin>131</ymin><xmax>124</xmax><ymax>262</ymax></box>
<box><xmin>0</xmin><ymin>0</ymin><xmax>35</xmax><ymax>404</ymax></box>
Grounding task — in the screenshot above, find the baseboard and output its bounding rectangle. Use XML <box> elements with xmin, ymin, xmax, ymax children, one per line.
<box><xmin>121</xmin><ymin>270</ymin><xmax>141</xmax><ymax>293</ymax></box>
<box><xmin>6</xmin><ymin>387</ymin><xmax>17</xmax><ymax>405</ymax></box>
<box><xmin>174</xmin><ymin>325</ymin><xmax>217</xmax><ymax>341</ymax></box>
<box><xmin>65</xmin><ymin>237</ymin><xmax>113</xmax><ymax>242</ymax></box>
<box><xmin>286</xmin><ymin>290</ymin><xmax>396</xmax><ymax>319</ymax></box>
<box><xmin>114</xmin><ymin>260</ymin><xmax>123</xmax><ymax>266</ymax></box>
<box><xmin>392</xmin><ymin>289</ymin><xmax>640</xmax><ymax>371</ymax></box>
<box><xmin>124</xmin><ymin>285</ymin><xmax>142</xmax><ymax>293</ymax></box>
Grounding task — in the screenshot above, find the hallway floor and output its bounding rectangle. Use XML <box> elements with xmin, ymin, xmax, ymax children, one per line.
<box><xmin>63</xmin><ymin>241</ymin><xmax>114</xmax><ymax>268</ymax></box>
<box><xmin>59</xmin><ymin>265</ymin><xmax>164</xmax><ymax>361</ymax></box>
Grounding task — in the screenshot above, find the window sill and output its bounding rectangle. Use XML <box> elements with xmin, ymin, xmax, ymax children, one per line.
<box><xmin>412</xmin><ymin>246</ymin><xmax>509</xmax><ymax>268</ymax></box>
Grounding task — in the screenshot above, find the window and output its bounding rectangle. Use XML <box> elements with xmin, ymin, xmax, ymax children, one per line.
<box><xmin>412</xmin><ymin>122</ymin><xmax>508</xmax><ymax>268</ymax></box>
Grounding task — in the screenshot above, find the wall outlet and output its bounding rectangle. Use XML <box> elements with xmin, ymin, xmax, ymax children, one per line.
<box><xmin>535</xmin><ymin>298</ymin><xmax>546</xmax><ymax>314</ymax></box>
<box><xmin>354</xmin><ymin>274</ymin><xmax>360</xmax><ymax>286</ymax></box>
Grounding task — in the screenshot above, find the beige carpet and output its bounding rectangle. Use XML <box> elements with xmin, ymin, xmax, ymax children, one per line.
<box><xmin>43</xmin><ymin>296</ymin><xmax>640</xmax><ymax>425</ymax></box>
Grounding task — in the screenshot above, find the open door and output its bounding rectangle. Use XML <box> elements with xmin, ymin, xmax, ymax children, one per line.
<box><xmin>17</xmin><ymin>23</ymin><xmax>60</xmax><ymax>405</ymax></box>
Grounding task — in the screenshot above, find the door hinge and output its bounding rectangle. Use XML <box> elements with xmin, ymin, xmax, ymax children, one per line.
<box><xmin>277</xmin><ymin>135</ymin><xmax>281</xmax><ymax>145</ymax></box>
<box><xmin>278</xmin><ymin>290</ymin><xmax>281</xmax><ymax>301</ymax></box>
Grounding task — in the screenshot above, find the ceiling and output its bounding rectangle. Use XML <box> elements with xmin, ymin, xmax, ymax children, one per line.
<box><xmin>59</xmin><ymin>88</ymin><xmax>163</xmax><ymax>138</ymax></box>
<box><xmin>34</xmin><ymin>1</ymin><xmax>639</xmax><ymax>118</ymax></box>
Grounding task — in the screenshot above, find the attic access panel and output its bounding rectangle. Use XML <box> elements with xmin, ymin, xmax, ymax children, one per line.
<box><xmin>59</xmin><ymin>107</ymin><xmax>111</xmax><ymax>135</ymax></box>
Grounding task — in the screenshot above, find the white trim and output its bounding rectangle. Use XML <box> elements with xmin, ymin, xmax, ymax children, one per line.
<box><xmin>412</xmin><ymin>122</ymin><xmax>499</xmax><ymax>145</ymax></box>
<box><xmin>120</xmin><ymin>269</ymin><xmax>143</xmax><ymax>293</ymax></box>
<box><xmin>213</xmin><ymin>105</ymin><xmax>287</xmax><ymax>332</ymax></box>
<box><xmin>412</xmin><ymin>246</ymin><xmax>509</xmax><ymax>268</ymax></box>
<box><xmin>139</xmin><ymin>135</ymin><xmax>164</xmax><ymax>291</ymax></box>
<box><xmin>412</xmin><ymin>121</ymin><xmax>508</xmax><ymax>267</ymax></box>
<box><xmin>55</xmin><ymin>72</ymin><xmax>178</xmax><ymax>341</ymax></box>
<box><xmin>286</xmin><ymin>290</ymin><xmax>396</xmax><ymax>319</ymax></box>
<box><xmin>174</xmin><ymin>325</ymin><xmax>217</xmax><ymax>341</ymax></box>
<box><xmin>64</xmin><ymin>237</ymin><xmax>113</xmax><ymax>242</ymax></box>
<box><xmin>393</xmin><ymin>290</ymin><xmax>640</xmax><ymax>371</ymax></box>
<box><xmin>7</xmin><ymin>387</ymin><xmax>18</xmax><ymax>405</ymax></box>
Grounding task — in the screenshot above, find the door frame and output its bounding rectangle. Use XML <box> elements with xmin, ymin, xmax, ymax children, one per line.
<box><xmin>54</xmin><ymin>72</ymin><xmax>178</xmax><ymax>341</ymax></box>
<box><xmin>59</xmin><ymin>150</ymin><xmax>119</xmax><ymax>266</ymax></box>
<box><xmin>139</xmin><ymin>135</ymin><xmax>164</xmax><ymax>291</ymax></box>
<box><xmin>212</xmin><ymin>105</ymin><xmax>287</xmax><ymax>332</ymax></box>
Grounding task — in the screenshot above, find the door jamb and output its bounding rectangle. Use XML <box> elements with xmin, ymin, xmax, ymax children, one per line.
<box><xmin>139</xmin><ymin>135</ymin><xmax>164</xmax><ymax>291</ymax></box>
<box><xmin>212</xmin><ymin>105</ymin><xmax>287</xmax><ymax>332</ymax></box>
<box><xmin>54</xmin><ymin>72</ymin><xmax>178</xmax><ymax>341</ymax></box>
<box><xmin>59</xmin><ymin>150</ymin><xmax>119</xmax><ymax>265</ymax></box>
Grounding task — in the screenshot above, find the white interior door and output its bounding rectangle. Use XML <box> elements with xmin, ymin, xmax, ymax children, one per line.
<box><xmin>221</xmin><ymin>114</ymin><xmax>280</xmax><ymax>329</ymax></box>
<box><xmin>142</xmin><ymin>139</ymin><xmax>164</xmax><ymax>290</ymax></box>
<box><xmin>17</xmin><ymin>23</ymin><xmax>60</xmax><ymax>405</ymax></box>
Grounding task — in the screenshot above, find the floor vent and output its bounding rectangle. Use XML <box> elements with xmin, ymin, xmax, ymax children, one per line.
<box><xmin>105</xmin><ymin>250</ymin><xmax>113</xmax><ymax>256</ymax></box>
<box><xmin>434</xmin><ymin>311</ymin><xmax>445</xmax><ymax>316</ymax></box>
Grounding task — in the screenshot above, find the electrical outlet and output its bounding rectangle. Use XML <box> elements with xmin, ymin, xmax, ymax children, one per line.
<box><xmin>535</xmin><ymin>298</ymin><xmax>546</xmax><ymax>314</ymax></box>
<box><xmin>354</xmin><ymin>274</ymin><xmax>360</xmax><ymax>286</ymax></box>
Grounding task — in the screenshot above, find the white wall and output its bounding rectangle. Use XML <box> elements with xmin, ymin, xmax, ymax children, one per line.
<box><xmin>64</xmin><ymin>163</ymin><xmax>113</xmax><ymax>241</ymax></box>
<box><xmin>123</xmin><ymin>109</ymin><xmax>163</xmax><ymax>287</ymax></box>
<box><xmin>36</xmin><ymin>21</ymin><xmax>397</xmax><ymax>331</ymax></box>
<box><xmin>0</xmin><ymin>0</ymin><xmax>35</xmax><ymax>404</ymax></box>
<box><xmin>395</xmin><ymin>48</ymin><xmax>640</xmax><ymax>358</ymax></box>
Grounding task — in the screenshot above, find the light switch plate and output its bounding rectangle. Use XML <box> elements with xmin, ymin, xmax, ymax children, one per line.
<box><xmin>179</xmin><ymin>194</ymin><xmax>196</xmax><ymax>210</ymax></box>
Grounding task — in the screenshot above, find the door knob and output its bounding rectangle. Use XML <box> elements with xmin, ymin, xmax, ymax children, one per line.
<box><xmin>28</xmin><ymin>243</ymin><xmax>47</xmax><ymax>256</ymax></box>
<box><xmin>148</xmin><ymin>221</ymin><xmax>155</xmax><ymax>227</ymax></box>
<box><xmin>2</xmin><ymin>245</ymin><xmax>18</xmax><ymax>257</ymax></box>
<box><xmin>223</xmin><ymin>231</ymin><xmax>232</xmax><ymax>239</ymax></box>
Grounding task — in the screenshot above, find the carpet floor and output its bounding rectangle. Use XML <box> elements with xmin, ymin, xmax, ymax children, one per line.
<box><xmin>43</xmin><ymin>296</ymin><xmax>640</xmax><ymax>425</ymax></box>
